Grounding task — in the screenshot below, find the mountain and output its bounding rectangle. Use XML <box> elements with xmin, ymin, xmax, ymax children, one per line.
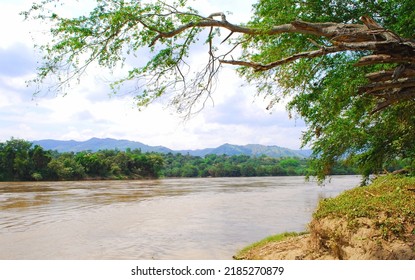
<box><xmin>33</xmin><ymin>138</ymin><xmax>173</xmax><ymax>154</ymax></box>
<box><xmin>179</xmin><ymin>143</ymin><xmax>311</xmax><ymax>158</ymax></box>
<box><xmin>33</xmin><ymin>138</ymin><xmax>311</xmax><ymax>158</ymax></box>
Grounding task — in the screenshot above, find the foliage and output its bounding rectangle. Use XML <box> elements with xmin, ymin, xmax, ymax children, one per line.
<box><xmin>243</xmin><ymin>0</ymin><xmax>415</xmax><ymax>181</ymax></box>
<box><xmin>48</xmin><ymin>153</ymin><xmax>86</xmax><ymax>180</ymax></box>
<box><xmin>0</xmin><ymin>138</ymin><xmax>365</xmax><ymax>181</ymax></box>
<box><xmin>0</xmin><ymin>139</ymin><xmax>163</xmax><ymax>181</ymax></box>
<box><xmin>163</xmin><ymin>152</ymin><xmax>360</xmax><ymax>178</ymax></box>
<box><xmin>313</xmin><ymin>175</ymin><xmax>415</xmax><ymax>239</ymax></box>
<box><xmin>2</xmin><ymin>138</ymin><xmax>412</xmax><ymax>181</ymax></box>
<box><xmin>0</xmin><ymin>138</ymin><xmax>52</xmax><ymax>181</ymax></box>
<box><xmin>22</xmin><ymin>0</ymin><xmax>212</xmax><ymax>113</ymax></box>
<box><xmin>23</xmin><ymin>0</ymin><xmax>415</xmax><ymax>182</ymax></box>
<box><xmin>161</xmin><ymin>153</ymin><xmax>314</xmax><ymax>177</ymax></box>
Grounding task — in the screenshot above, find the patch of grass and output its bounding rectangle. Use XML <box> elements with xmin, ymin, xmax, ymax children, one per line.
<box><xmin>234</xmin><ymin>231</ymin><xmax>307</xmax><ymax>259</ymax></box>
<box><xmin>313</xmin><ymin>175</ymin><xmax>415</xmax><ymax>239</ymax></box>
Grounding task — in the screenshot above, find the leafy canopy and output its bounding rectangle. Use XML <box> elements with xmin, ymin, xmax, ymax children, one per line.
<box><xmin>23</xmin><ymin>0</ymin><xmax>415</xmax><ymax>181</ymax></box>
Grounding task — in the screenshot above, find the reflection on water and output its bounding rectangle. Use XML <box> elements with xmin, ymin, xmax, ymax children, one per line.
<box><xmin>0</xmin><ymin>176</ymin><xmax>361</xmax><ymax>259</ymax></box>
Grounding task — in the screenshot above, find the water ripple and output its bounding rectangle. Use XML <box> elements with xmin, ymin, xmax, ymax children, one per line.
<box><xmin>0</xmin><ymin>176</ymin><xmax>361</xmax><ymax>259</ymax></box>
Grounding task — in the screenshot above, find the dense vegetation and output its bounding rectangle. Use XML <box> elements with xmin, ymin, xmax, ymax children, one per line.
<box><xmin>0</xmin><ymin>138</ymin><xmax>163</xmax><ymax>181</ymax></box>
<box><xmin>0</xmin><ymin>138</ymin><xmax>359</xmax><ymax>181</ymax></box>
<box><xmin>162</xmin><ymin>152</ymin><xmax>355</xmax><ymax>178</ymax></box>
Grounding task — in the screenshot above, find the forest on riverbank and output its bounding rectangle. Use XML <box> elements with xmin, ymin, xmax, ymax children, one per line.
<box><xmin>0</xmin><ymin>138</ymin><xmax>363</xmax><ymax>181</ymax></box>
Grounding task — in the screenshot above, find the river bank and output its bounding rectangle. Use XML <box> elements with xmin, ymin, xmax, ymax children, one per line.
<box><xmin>235</xmin><ymin>175</ymin><xmax>415</xmax><ymax>260</ymax></box>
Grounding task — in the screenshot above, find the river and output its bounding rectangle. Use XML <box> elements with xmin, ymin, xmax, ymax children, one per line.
<box><xmin>0</xmin><ymin>175</ymin><xmax>361</xmax><ymax>259</ymax></box>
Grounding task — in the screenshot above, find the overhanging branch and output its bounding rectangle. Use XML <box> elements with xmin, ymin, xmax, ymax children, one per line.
<box><xmin>220</xmin><ymin>46</ymin><xmax>343</xmax><ymax>71</ymax></box>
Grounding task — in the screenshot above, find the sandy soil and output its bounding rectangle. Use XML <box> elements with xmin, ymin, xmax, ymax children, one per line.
<box><xmin>237</xmin><ymin>217</ymin><xmax>415</xmax><ymax>260</ymax></box>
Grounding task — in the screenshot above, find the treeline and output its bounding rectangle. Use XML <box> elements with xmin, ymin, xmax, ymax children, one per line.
<box><xmin>163</xmin><ymin>152</ymin><xmax>359</xmax><ymax>178</ymax></box>
<box><xmin>0</xmin><ymin>138</ymin><xmax>358</xmax><ymax>181</ymax></box>
<box><xmin>0</xmin><ymin>138</ymin><xmax>163</xmax><ymax>181</ymax></box>
<box><xmin>163</xmin><ymin>153</ymin><xmax>341</xmax><ymax>177</ymax></box>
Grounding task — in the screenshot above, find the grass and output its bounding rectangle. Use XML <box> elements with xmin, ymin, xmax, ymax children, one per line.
<box><xmin>313</xmin><ymin>175</ymin><xmax>415</xmax><ymax>239</ymax></box>
<box><xmin>234</xmin><ymin>231</ymin><xmax>307</xmax><ymax>259</ymax></box>
<box><xmin>234</xmin><ymin>175</ymin><xmax>415</xmax><ymax>259</ymax></box>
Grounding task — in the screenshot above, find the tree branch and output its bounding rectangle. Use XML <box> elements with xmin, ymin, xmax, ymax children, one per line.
<box><xmin>220</xmin><ymin>46</ymin><xmax>342</xmax><ymax>71</ymax></box>
<box><xmin>148</xmin><ymin>15</ymin><xmax>414</xmax><ymax>113</ymax></box>
<box><xmin>355</xmin><ymin>54</ymin><xmax>415</xmax><ymax>66</ymax></box>
<box><xmin>360</xmin><ymin>77</ymin><xmax>415</xmax><ymax>95</ymax></box>
<box><xmin>149</xmin><ymin>18</ymin><xmax>370</xmax><ymax>47</ymax></box>
<box><xmin>371</xmin><ymin>88</ymin><xmax>415</xmax><ymax>113</ymax></box>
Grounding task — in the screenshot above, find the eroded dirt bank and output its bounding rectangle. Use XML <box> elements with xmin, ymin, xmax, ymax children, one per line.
<box><xmin>236</xmin><ymin>176</ymin><xmax>415</xmax><ymax>260</ymax></box>
<box><xmin>238</xmin><ymin>219</ymin><xmax>415</xmax><ymax>260</ymax></box>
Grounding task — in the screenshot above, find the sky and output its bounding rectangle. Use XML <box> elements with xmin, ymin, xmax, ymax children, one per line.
<box><xmin>0</xmin><ymin>0</ymin><xmax>307</xmax><ymax>150</ymax></box>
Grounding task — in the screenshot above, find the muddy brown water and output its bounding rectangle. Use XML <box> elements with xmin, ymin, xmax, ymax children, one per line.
<box><xmin>0</xmin><ymin>176</ymin><xmax>361</xmax><ymax>259</ymax></box>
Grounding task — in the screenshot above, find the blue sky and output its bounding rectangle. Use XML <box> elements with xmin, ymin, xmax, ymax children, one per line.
<box><xmin>0</xmin><ymin>0</ymin><xmax>307</xmax><ymax>150</ymax></box>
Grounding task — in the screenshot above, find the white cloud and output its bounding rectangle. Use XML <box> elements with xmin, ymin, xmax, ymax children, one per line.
<box><xmin>0</xmin><ymin>1</ymin><xmax>38</xmax><ymax>48</ymax></box>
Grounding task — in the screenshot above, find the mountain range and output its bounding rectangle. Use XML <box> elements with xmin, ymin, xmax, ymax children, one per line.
<box><xmin>33</xmin><ymin>137</ymin><xmax>311</xmax><ymax>158</ymax></box>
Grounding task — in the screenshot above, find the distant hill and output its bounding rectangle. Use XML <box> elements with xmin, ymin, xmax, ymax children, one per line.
<box><xmin>178</xmin><ymin>143</ymin><xmax>311</xmax><ymax>158</ymax></box>
<box><xmin>33</xmin><ymin>138</ymin><xmax>311</xmax><ymax>158</ymax></box>
<box><xmin>33</xmin><ymin>138</ymin><xmax>173</xmax><ymax>154</ymax></box>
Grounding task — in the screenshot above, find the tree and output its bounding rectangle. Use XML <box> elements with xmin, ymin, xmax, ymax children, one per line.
<box><xmin>24</xmin><ymin>0</ymin><xmax>415</xmax><ymax>181</ymax></box>
<box><xmin>48</xmin><ymin>153</ymin><xmax>86</xmax><ymax>180</ymax></box>
<box><xmin>181</xmin><ymin>164</ymin><xmax>199</xmax><ymax>177</ymax></box>
<box><xmin>0</xmin><ymin>138</ymin><xmax>52</xmax><ymax>181</ymax></box>
<box><xmin>75</xmin><ymin>151</ymin><xmax>111</xmax><ymax>177</ymax></box>
<box><xmin>0</xmin><ymin>138</ymin><xmax>33</xmax><ymax>180</ymax></box>
<box><xmin>30</xmin><ymin>145</ymin><xmax>53</xmax><ymax>180</ymax></box>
